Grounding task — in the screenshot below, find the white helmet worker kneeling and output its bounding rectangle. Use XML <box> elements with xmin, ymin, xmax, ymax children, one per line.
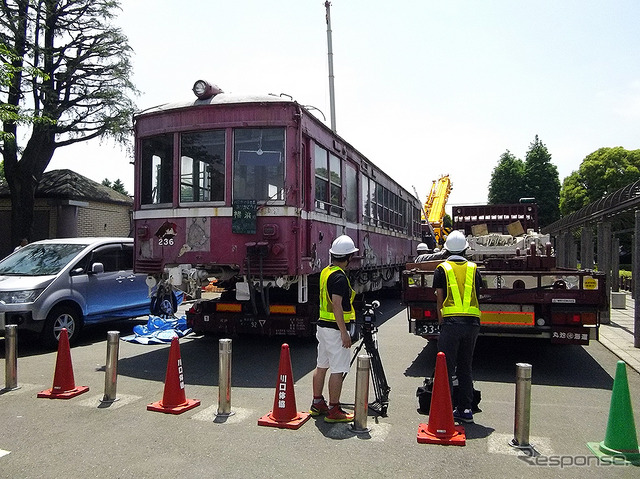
<box><xmin>310</xmin><ymin>234</ymin><xmax>358</xmax><ymax>423</ymax></box>
<box><xmin>433</xmin><ymin>230</ymin><xmax>482</xmax><ymax>424</ymax></box>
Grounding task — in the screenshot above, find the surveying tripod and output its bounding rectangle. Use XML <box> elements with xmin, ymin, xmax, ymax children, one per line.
<box><xmin>350</xmin><ymin>300</ymin><xmax>391</xmax><ymax>416</ymax></box>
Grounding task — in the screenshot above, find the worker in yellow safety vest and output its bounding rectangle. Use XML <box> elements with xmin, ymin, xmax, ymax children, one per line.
<box><xmin>310</xmin><ymin>234</ymin><xmax>358</xmax><ymax>423</ymax></box>
<box><xmin>433</xmin><ymin>230</ymin><xmax>483</xmax><ymax>424</ymax></box>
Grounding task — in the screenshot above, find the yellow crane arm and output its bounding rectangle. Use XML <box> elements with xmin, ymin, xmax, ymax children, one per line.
<box><xmin>426</xmin><ymin>175</ymin><xmax>452</xmax><ymax>225</ymax></box>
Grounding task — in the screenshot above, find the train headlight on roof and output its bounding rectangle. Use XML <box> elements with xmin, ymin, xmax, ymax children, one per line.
<box><xmin>192</xmin><ymin>80</ymin><xmax>223</xmax><ymax>100</ymax></box>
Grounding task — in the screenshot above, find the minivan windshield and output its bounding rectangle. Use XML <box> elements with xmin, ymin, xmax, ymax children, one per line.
<box><xmin>0</xmin><ymin>243</ymin><xmax>88</xmax><ymax>276</ymax></box>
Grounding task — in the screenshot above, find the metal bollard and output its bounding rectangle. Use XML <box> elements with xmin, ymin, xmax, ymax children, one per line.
<box><xmin>510</xmin><ymin>363</ymin><xmax>532</xmax><ymax>449</ymax></box>
<box><xmin>350</xmin><ymin>354</ymin><xmax>371</xmax><ymax>434</ymax></box>
<box><xmin>101</xmin><ymin>331</ymin><xmax>120</xmax><ymax>403</ymax></box>
<box><xmin>217</xmin><ymin>338</ymin><xmax>234</xmax><ymax>417</ymax></box>
<box><xmin>4</xmin><ymin>325</ymin><xmax>19</xmax><ymax>391</ymax></box>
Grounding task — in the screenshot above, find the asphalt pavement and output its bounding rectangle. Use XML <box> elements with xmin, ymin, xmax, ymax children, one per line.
<box><xmin>1</xmin><ymin>295</ymin><xmax>639</xmax><ymax>478</ymax></box>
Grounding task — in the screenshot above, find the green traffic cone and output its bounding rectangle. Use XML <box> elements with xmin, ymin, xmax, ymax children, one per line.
<box><xmin>587</xmin><ymin>361</ymin><xmax>640</xmax><ymax>464</ymax></box>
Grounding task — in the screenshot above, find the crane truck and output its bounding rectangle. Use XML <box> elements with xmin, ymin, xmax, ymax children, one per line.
<box><xmin>402</xmin><ymin>204</ymin><xmax>608</xmax><ymax>345</ymax></box>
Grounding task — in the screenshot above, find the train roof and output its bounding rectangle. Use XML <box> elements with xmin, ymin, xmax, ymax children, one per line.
<box><xmin>134</xmin><ymin>82</ymin><xmax>420</xmax><ymax>204</ymax></box>
<box><xmin>135</xmin><ymin>91</ymin><xmax>293</xmax><ymax>117</ymax></box>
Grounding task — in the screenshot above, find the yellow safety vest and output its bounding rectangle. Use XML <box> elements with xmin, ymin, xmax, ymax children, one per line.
<box><xmin>319</xmin><ymin>265</ymin><xmax>356</xmax><ymax>322</ymax></box>
<box><xmin>438</xmin><ymin>261</ymin><xmax>481</xmax><ymax>317</ymax></box>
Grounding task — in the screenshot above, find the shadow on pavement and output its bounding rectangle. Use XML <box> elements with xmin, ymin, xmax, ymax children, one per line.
<box><xmin>405</xmin><ymin>336</ymin><xmax>614</xmax><ymax>390</ymax></box>
<box><xmin>0</xmin><ymin>317</ymin><xmax>148</xmax><ymax>358</ymax></box>
<box><xmin>115</xmin><ymin>333</ymin><xmax>319</xmax><ymax>388</ymax></box>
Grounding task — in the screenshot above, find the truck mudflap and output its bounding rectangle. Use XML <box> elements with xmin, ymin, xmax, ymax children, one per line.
<box><xmin>186</xmin><ymin>299</ymin><xmax>316</xmax><ymax>337</ymax></box>
<box><xmin>550</xmin><ymin>325</ymin><xmax>596</xmax><ymax>345</ymax></box>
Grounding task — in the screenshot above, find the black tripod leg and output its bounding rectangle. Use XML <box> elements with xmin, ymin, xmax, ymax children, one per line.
<box><xmin>343</xmin><ymin>340</ymin><xmax>366</xmax><ymax>381</ymax></box>
<box><xmin>362</xmin><ymin>329</ymin><xmax>390</xmax><ymax>416</ymax></box>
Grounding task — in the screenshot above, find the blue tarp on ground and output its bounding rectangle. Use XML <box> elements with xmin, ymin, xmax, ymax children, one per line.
<box><xmin>121</xmin><ymin>315</ymin><xmax>192</xmax><ymax>344</ymax></box>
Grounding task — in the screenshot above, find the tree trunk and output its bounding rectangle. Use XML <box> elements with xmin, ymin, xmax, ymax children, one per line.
<box><xmin>6</xmin><ymin>126</ymin><xmax>56</xmax><ymax>248</ymax></box>
<box><xmin>9</xmin><ymin>173</ymin><xmax>36</xmax><ymax>248</ymax></box>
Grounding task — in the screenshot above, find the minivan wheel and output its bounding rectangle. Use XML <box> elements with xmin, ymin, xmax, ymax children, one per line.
<box><xmin>41</xmin><ymin>306</ymin><xmax>83</xmax><ymax>349</ymax></box>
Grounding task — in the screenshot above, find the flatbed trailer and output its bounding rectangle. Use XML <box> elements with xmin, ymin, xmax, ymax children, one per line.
<box><xmin>402</xmin><ymin>255</ymin><xmax>608</xmax><ymax>345</ymax></box>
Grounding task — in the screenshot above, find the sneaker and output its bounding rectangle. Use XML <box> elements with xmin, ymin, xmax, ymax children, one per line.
<box><xmin>324</xmin><ymin>405</ymin><xmax>354</xmax><ymax>423</ymax></box>
<box><xmin>453</xmin><ymin>408</ymin><xmax>474</xmax><ymax>423</ymax></box>
<box><xmin>309</xmin><ymin>398</ymin><xmax>330</xmax><ymax>416</ymax></box>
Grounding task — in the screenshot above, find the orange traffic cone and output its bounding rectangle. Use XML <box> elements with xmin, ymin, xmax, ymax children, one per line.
<box><xmin>417</xmin><ymin>351</ymin><xmax>466</xmax><ymax>446</ymax></box>
<box><xmin>38</xmin><ymin>328</ymin><xmax>89</xmax><ymax>399</ymax></box>
<box><xmin>147</xmin><ymin>337</ymin><xmax>200</xmax><ymax>414</ymax></box>
<box><xmin>258</xmin><ymin>343</ymin><xmax>310</xmax><ymax>429</ymax></box>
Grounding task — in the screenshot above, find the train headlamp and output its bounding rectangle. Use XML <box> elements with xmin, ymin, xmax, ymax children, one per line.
<box><xmin>192</xmin><ymin>80</ymin><xmax>223</xmax><ymax>100</ymax></box>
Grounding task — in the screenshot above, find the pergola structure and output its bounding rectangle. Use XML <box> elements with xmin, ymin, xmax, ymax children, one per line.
<box><xmin>542</xmin><ymin>179</ymin><xmax>640</xmax><ymax>348</ymax></box>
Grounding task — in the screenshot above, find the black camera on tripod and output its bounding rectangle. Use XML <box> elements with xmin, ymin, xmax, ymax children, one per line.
<box><xmin>349</xmin><ymin>299</ymin><xmax>390</xmax><ymax>416</ymax></box>
<box><xmin>358</xmin><ymin>300</ymin><xmax>380</xmax><ymax>330</ymax></box>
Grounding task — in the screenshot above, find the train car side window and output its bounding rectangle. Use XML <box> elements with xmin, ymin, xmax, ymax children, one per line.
<box><xmin>345</xmin><ymin>163</ymin><xmax>357</xmax><ymax>222</ymax></box>
<box><xmin>180</xmin><ymin>130</ymin><xmax>225</xmax><ymax>203</ymax></box>
<box><xmin>141</xmin><ymin>134</ymin><xmax>174</xmax><ymax>205</ymax></box>
<box><xmin>376</xmin><ymin>183</ymin><xmax>385</xmax><ymax>227</ymax></box>
<box><xmin>314</xmin><ymin>143</ymin><xmax>343</xmax><ymax>216</ymax></box>
<box><xmin>233</xmin><ymin>128</ymin><xmax>285</xmax><ymax>202</ymax></box>
<box><xmin>314</xmin><ymin>144</ymin><xmax>329</xmax><ymax>212</ymax></box>
<box><xmin>362</xmin><ymin>176</ymin><xmax>371</xmax><ymax>224</ymax></box>
<box><xmin>329</xmin><ymin>153</ymin><xmax>342</xmax><ymax>216</ymax></box>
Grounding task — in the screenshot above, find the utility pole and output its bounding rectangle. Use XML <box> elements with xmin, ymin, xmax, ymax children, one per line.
<box><xmin>325</xmin><ymin>1</ymin><xmax>337</xmax><ymax>132</ymax></box>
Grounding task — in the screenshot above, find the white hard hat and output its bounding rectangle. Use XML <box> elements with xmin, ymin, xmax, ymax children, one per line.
<box><xmin>417</xmin><ymin>243</ymin><xmax>429</xmax><ymax>253</ymax></box>
<box><xmin>329</xmin><ymin>235</ymin><xmax>359</xmax><ymax>256</ymax></box>
<box><xmin>444</xmin><ymin>231</ymin><xmax>469</xmax><ymax>253</ymax></box>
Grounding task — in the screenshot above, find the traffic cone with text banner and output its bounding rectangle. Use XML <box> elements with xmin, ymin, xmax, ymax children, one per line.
<box><xmin>147</xmin><ymin>337</ymin><xmax>200</xmax><ymax>414</ymax></box>
<box><xmin>258</xmin><ymin>343</ymin><xmax>310</xmax><ymax>429</ymax></box>
<box><xmin>587</xmin><ymin>360</ymin><xmax>640</xmax><ymax>464</ymax></box>
<box><xmin>417</xmin><ymin>351</ymin><xmax>466</xmax><ymax>446</ymax></box>
<box><xmin>38</xmin><ymin>328</ymin><xmax>89</xmax><ymax>399</ymax></box>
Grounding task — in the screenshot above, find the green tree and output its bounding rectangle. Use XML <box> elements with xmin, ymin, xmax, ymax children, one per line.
<box><xmin>102</xmin><ymin>177</ymin><xmax>128</xmax><ymax>196</ymax></box>
<box><xmin>559</xmin><ymin>171</ymin><xmax>589</xmax><ymax>216</ymax></box>
<box><xmin>112</xmin><ymin>179</ymin><xmax>128</xmax><ymax>195</ymax></box>
<box><xmin>559</xmin><ymin>147</ymin><xmax>640</xmax><ymax>216</ymax></box>
<box><xmin>523</xmin><ymin>135</ymin><xmax>560</xmax><ymax>228</ymax></box>
<box><xmin>488</xmin><ymin>150</ymin><xmax>526</xmax><ymax>204</ymax></box>
<box><xmin>1</xmin><ymin>0</ymin><xmax>137</xmax><ymax>247</ymax></box>
<box><xmin>0</xmin><ymin>43</ymin><xmax>51</xmax><ymax>141</ymax></box>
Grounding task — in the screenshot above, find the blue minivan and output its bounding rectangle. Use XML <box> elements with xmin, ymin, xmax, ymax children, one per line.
<box><xmin>0</xmin><ymin>237</ymin><xmax>151</xmax><ymax>347</ymax></box>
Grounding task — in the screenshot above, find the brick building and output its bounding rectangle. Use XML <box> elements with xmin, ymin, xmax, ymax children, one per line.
<box><xmin>0</xmin><ymin>169</ymin><xmax>132</xmax><ymax>256</ymax></box>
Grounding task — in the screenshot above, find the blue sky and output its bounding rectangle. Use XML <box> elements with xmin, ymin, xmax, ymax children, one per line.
<box><xmin>48</xmin><ymin>0</ymin><xmax>640</xmax><ymax>211</ymax></box>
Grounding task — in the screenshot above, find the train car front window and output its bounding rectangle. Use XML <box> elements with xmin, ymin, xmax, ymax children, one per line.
<box><xmin>233</xmin><ymin>128</ymin><xmax>285</xmax><ymax>202</ymax></box>
<box><xmin>141</xmin><ymin>134</ymin><xmax>174</xmax><ymax>205</ymax></box>
<box><xmin>180</xmin><ymin>130</ymin><xmax>225</xmax><ymax>203</ymax></box>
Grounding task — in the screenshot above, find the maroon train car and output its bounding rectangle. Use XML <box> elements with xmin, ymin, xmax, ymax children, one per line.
<box><xmin>133</xmin><ymin>80</ymin><xmax>421</xmax><ymax>337</ymax></box>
